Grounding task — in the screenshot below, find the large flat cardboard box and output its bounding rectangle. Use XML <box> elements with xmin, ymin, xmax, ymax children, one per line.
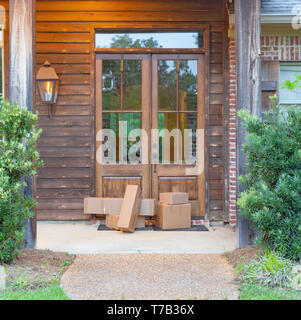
<box><xmin>159</xmin><ymin>192</ymin><xmax>189</xmax><ymax>205</ymax></box>
<box><xmin>106</xmin><ymin>215</ymin><xmax>145</xmax><ymax>230</ymax></box>
<box><xmin>84</xmin><ymin>198</ymin><xmax>155</xmax><ymax>216</ymax></box>
<box><xmin>117</xmin><ymin>185</ymin><xmax>141</xmax><ymax>233</ymax></box>
<box><xmin>84</xmin><ymin>198</ymin><xmax>103</xmax><ymax>215</ymax></box>
<box><xmin>156</xmin><ymin>202</ymin><xmax>191</xmax><ymax>230</ymax></box>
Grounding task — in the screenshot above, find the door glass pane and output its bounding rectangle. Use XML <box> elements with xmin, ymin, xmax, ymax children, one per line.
<box><xmin>123</xmin><ymin>60</ymin><xmax>142</xmax><ymax>111</ymax></box>
<box><xmin>158</xmin><ymin>60</ymin><xmax>177</xmax><ymax>111</ymax></box>
<box><xmin>124</xmin><ymin>113</ymin><xmax>142</xmax><ymax>163</ymax></box>
<box><xmin>102</xmin><ymin>112</ymin><xmax>141</xmax><ymax>163</ymax></box>
<box><xmin>102</xmin><ymin>113</ymin><xmax>120</xmax><ymax>135</ymax></box>
<box><xmin>102</xmin><ymin>113</ymin><xmax>121</xmax><ymax>162</ymax></box>
<box><xmin>158</xmin><ymin>113</ymin><xmax>178</xmax><ymax>163</ymax></box>
<box><xmin>179</xmin><ymin>60</ymin><xmax>198</xmax><ymax>111</ymax></box>
<box><xmin>102</xmin><ymin>60</ymin><xmax>121</xmax><ymax>111</ymax></box>
<box><xmin>179</xmin><ymin>113</ymin><xmax>197</xmax><ymax>164</ymax></box>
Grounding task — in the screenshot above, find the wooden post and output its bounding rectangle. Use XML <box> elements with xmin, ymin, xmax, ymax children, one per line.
<box><xmin>9</xmin><ymin>0</ymin><xmax>36</xmax><ymax>248</ymax></box>
<box><xmin>235</xmin><ymin>0</ymin><xmax>261</xmax><ymax>247</ymax></box>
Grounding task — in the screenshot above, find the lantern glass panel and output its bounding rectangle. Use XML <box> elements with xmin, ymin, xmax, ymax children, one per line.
<box><xmin>37</xmin><ymin>80</ymin><xmax>58</xmax><ymax>104</ymax></box>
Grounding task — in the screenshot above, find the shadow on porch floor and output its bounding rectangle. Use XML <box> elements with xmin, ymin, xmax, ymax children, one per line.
<box><xmin>36</xmin><ymin>222</ymin><xmax>236</xmax><ymax>254</ymax></box>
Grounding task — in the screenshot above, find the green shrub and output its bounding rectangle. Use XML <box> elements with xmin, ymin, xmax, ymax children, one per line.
<box><xmin>240</xmin><ymin>250</ymin><xmax>293</xmax><ymax>288</ymax></box>
<box><xmin>237</xmin><ymin>76</ymin><xmax>301</xmax><ymax>260</ymax></box>
<box><xmin>0</xmin><ymin>99</ymin><xmax>43</xmax><ymax>263</ymax></box>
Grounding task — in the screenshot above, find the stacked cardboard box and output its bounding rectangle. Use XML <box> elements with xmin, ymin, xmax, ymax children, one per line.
<box><xmin>156</xmin><ymin>192</ymin><xmax>191</xmax><ymax>230</ymax></box>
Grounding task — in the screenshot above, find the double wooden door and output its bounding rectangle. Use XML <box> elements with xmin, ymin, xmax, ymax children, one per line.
<box><xmin>96</xmin><ymin>53</ymin><xmax>206</xmax><ymax>216</ymax></box>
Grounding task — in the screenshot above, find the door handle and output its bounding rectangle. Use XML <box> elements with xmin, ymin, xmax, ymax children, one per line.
<box><xmin>153</xmin><ymin>164</ymin><xmax>157</xmax><ymax>174</ymax></box>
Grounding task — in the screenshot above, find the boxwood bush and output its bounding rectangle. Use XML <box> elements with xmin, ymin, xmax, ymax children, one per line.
<box><xmin>0</xmin><ymin>99</ymin><xmax>42</xmax><ymax>263</ymax></box>
<box><xmin>237</xmin><ymin>79</ymin><xmax>301</xmax><ymax>261</ymax></box>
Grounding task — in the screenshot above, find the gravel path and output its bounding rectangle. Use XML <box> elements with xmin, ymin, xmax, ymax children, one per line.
<box><xmin>61</xmin><ymin>254</ymin><xmax>239</xmax><ymax>300</ymax></box>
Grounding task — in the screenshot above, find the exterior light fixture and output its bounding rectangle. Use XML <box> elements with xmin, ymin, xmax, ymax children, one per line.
<box><xmin>36</xmin><ymin>60</ymin><xmax>59</xmax><ymax>118</ymax></box>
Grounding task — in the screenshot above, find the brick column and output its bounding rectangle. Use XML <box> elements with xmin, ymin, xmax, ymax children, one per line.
<box><xmin>228</xmin><ymin>38</ymin><xmax>238</xmax><ymax>228</ymax></box>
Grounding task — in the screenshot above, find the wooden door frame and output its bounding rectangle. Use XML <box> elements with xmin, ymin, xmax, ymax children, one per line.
<box><xmin>151</xmin><ymin>54</ymin><xmax>207</xmax><ymax>216</ymax></box>
<box><xmin>93</xmin><ymin>26</ymin><xmax>210</xmax><ymax>217</ymax></box>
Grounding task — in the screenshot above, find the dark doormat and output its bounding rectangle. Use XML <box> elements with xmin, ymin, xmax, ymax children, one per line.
<box><xmin>97</xmin><ymin>224</ymin><xmax>209</xmax><ymax>232</ymax></box>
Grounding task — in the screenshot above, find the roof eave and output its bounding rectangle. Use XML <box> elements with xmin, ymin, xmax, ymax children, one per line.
<box><xmin>261</xmin><ymin>14</ymin><xmax>296</xmax><ymax>24</ymax></box>
<box><xmin>230</xmin><ymin>14</ymin><xmax>297</xmax><ymax>25</ymax></box>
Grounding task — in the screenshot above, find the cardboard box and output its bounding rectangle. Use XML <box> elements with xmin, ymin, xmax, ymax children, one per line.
<box><xmin>156</xmin><ymin>202</ymin><xmax>191</xmax><ymax>230</ymax></box>
<box><xmin>105</xmin><ymin>215</ymin><xmax>120</xmax><ymax>230</ymax></box>
<box><xmin>135</xmin><ymin>216</ymin><xmax>146</xmax><ymax>229</ymax></box>
<box><xmin>140</xmin><ymin>199</ymin><xmax>156</xmax><ymax>216</ymax></box>
<box><xmin>102</xmin><ymin>198</ymin><xmax>123</xmax><ymax>215</ymax></box>
<box><xmin>159</xmin><ymin>192</ymin><xmax>189</xmax><ymax>205</ymax></box>
<box><xmin>117</xmin><ymin>185</ymin><xmax>141</xmax><ymax>233</ymax></box>
<box><xmin>84</xmin><ymin>198</ymin><xmax>103</xmax><ymax>214</ymax></box>
<box><xmin>106</xmin><ymin>215</ymin><xmax>145</xmax><ymax>230</ymax></box>
<box><xmin>84</xmin><ymin>198</ymin><xmax>155</xmax><ymax>216</ymax></box>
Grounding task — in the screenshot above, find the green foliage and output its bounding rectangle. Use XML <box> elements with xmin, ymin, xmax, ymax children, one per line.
<box><xmin>235</xmin><ymin>262</ymin><xmax>247</xmax><ymax>277</ymax></box>
<box><xmin>110</xmin><ymin>34</ymin><xmax>162</xmax><ymax>49</ymax></box>
<box><xmin>0</xmin><ymin>99</ymin><xmax>43</xmax><ymax>264</ymax></box>
<box><xmin>281</xmin><ymin>74</ymin><xmax>301</xmax><ymax>90</ymax></box>
<box><xmin>239</xmin><ymin>283</ymin><xmax>301</xmax><ymax>300</ymax></box>
<box><xmin>281</xmin><ymin>80</ymin><xmax>300</xmax><ymax>91</ymax></box>
<box><xmin>61</xmin><ymin>260</ymin><xmax>72</xmax><ymax>267</ymax></box>
<box><xmin>237</xmin><ymin>75</ymin><xmax>301</xmax><ymax>260</ymax></box>
<box><xmin>0</xmin><ymin>284</ymin><xmax>70</xmax><ymax>300</ymax></box>
<box><xmin>239</xmin><ymin>250</ymin><xmax>293</xmax><ymax>288</ymax></box>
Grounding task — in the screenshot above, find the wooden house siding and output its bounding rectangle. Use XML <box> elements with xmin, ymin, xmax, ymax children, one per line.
<box><xmin>33</xmin><ymin>0</ymin><xmax>228</xmax><ymax>221</ymax></box>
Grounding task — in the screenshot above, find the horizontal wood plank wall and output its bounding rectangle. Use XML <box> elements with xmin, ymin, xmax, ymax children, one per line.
<box><xmin>35</xmin><ymin>0</ymin><xmax>227</xmax><ymax>221</ymax></box>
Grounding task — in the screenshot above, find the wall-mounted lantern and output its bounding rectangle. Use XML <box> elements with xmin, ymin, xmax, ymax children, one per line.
<box><xmin>36</xmin><ymin>60</ymin><xmax>59</xmax><ymax>118</ymax></box>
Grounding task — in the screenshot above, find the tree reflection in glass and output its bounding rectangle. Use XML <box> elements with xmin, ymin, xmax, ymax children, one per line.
<box><xmin>102</xmin><ymin>60</ymin><xmax>121</xmax><ymax>111</ymax></box>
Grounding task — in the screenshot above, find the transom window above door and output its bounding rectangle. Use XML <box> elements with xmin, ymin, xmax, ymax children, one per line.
<box><xmin>95</xmin><ymin>31</ymin><xmax>204</xmax><ymax>49</ymax></box>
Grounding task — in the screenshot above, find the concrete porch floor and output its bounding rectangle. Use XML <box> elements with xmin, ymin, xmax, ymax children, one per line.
<box><xmin>36</xmin><ymin>222</ymin><xmax>236</xmax><ymax>254</ymax></box>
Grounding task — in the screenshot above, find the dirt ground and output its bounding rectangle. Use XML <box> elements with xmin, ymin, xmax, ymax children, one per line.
<box><xmin>3</xmin><ymin>249</ymin><xmax>76</xmax><ymax>290</ymax></box>
<box><xmin>223</xmin><ymin>246</ymin><xmax>264</xmax><ymax>269</ymax></box>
